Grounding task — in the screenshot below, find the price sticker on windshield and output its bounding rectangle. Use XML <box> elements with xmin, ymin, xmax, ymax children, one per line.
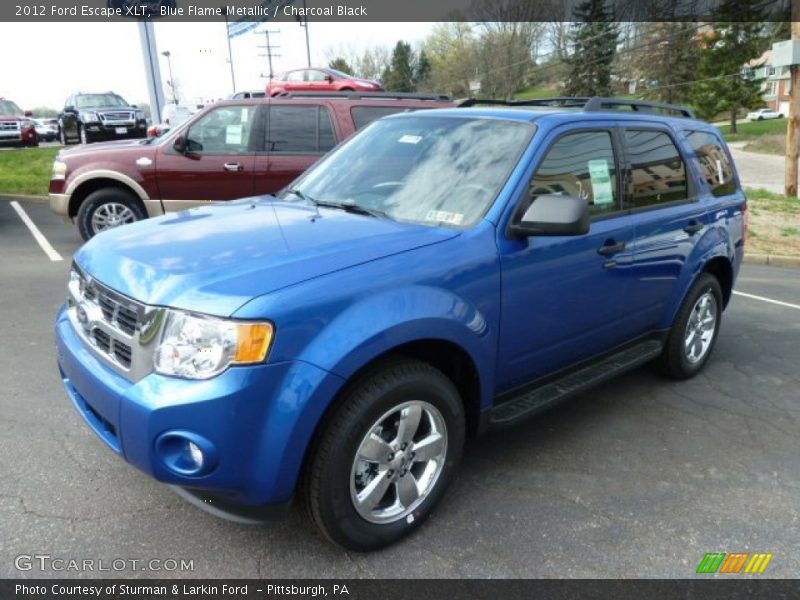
<box><xmin>425</xmin><ymin>210</ymin><xmax>464</xmax><ymax>225</ymax></box>
<box><xmin>398</xmin><ymin>134</ymin><xmax>423</xmax><ymax>144</ymax></box>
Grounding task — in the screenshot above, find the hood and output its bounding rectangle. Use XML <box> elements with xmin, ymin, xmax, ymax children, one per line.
<box><xmin>61</xmin><ymin>138</ymin><xmax>154</xmax><ymax>159</ymax></box>
<box><xmin>74</xmin><ymin>198</ymin><xmax>460</xmax><ymax>316</ymax></box>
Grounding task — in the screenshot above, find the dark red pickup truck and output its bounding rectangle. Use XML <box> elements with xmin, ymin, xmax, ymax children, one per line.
<box><xmin>49</xmin><ymin>92</ymin><xmax>454</xmax><ymax>240</ymax></box>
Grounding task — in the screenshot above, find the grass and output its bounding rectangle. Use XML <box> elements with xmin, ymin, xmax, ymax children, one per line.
<box><xmin>745</xmin><ymin>187</ymin><xmax>800</xmax><ymax>257</ymax></box>
<box><xmin>0</xmin><ymin>146</ymin><xmax>59</xmax><ymax>196</ymax></box>
<box><xmin>719</xmin><ymin>118</ymin><xmax>787</xmax><ymax>143</ymax></box>
<box><xmin>743</xmin><ymin>134</ymin><xmax>786</xmax><ymax>156</ymax></box>
<box><xmin>513</xmin><ymin>85</ymin><xmax>561</xmax><ymax>100</ymax></box>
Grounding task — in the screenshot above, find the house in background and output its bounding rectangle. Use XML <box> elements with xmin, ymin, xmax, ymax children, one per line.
<box><xmin>746</xmin><ymin>49</ymin><xmax>791</xmax><ymax>115</ymax></box>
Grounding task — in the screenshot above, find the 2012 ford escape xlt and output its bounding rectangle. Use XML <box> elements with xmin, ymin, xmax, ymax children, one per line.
<box><xmin>55</xmin><ymin>98</ymin><xmax>746</xmax><ymax>551</ymax></box>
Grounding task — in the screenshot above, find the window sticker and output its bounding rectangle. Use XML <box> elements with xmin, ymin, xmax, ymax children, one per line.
<box><xmin>588</xmin><ymin>159</ymin><xmax>614</xmax><ymax>205</ymax></box>
<box><xmin>226</xmin><ymin>124</ymin><xmax>242</xmax><ymax>145</ymax></box>
<box><xmin>398</xmin><ymin>134</ymin><xmax>423</xmax><ymax>144</ymax></box>
<box><xmin>716</xmin><ymin>159</ymin><xmax>724</xmax><ymax>185</ymax></box>
<box><xmin>425</xmin><ymin>210</ymin><xmax>464</xmax><ymax>225</ymax></box>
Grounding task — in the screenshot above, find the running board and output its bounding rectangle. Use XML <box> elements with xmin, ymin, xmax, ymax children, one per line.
<box><xmin>489</xmin><ymin>339</ymin><xmax>664</xmax><ymax>428</ymax></box>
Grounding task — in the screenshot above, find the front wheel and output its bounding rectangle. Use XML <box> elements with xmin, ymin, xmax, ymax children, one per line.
<box><xmin>658</xmin><ymin>273</ymin><xmax>723</xmax><ymax>379</ymax></box>
<box><xmin>303</xmin><ymin>359</ymin><xmax>465</xmax><ymax>551</ymax></box>
<box><xmin>76</xmin><ymin>188</ymin><xmax>145</xmax><ymax>240</ymax></box>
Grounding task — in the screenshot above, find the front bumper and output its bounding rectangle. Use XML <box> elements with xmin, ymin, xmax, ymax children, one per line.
<box><xmin>49</xmin><ymin>193</ymin><xmax>70</xmax><ymax>218</ymax></box>
<box><xmin>84</xmin><ymin>120</ymin><xmax>147</xmax><ymax>139</ymax></box>
<box><xmin>55</xmin><ymin>306</ymin><xmax>344</xmax><ymax>510</ymax></box>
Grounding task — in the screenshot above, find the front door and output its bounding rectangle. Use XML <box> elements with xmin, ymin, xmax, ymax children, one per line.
<box><xmin>156</xmin><ymin>104</ymin><xmax>259</xmax><ymax>210</ymax></box>
<box><xmin>496</xmin><ymin>126</ymin><xmax>638</xmax><ymax>392</ymax></box>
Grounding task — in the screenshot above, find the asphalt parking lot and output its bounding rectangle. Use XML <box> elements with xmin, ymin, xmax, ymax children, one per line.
<box><xmin>0</xmin><ymin>197</ymin><xmax>798</xmax><ymax>578</ymax></box>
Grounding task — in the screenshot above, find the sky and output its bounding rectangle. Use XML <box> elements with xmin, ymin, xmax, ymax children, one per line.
<box><xmin>0</xmin><ymin>21</ymin><xmax>435</xmax><ymax>111</ymax></box>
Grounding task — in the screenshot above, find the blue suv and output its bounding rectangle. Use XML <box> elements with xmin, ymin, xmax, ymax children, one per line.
<box><xmin>55</xmin><ymin>97</ymin><xmax>746</xmax><ymax>550</ymax></box>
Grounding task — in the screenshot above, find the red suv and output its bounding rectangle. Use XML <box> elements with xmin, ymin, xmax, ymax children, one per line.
<box><xmin>0</xmin><ymin>98</ymin><xmax>38</xmax><ymax>147</ymax></box>
<box><xmin>267</xmin><ymin>68</ymin><xmax>383</xmax><ymax>96</ymax></box>
<box><xmin>49</xmin><ymin>92</ymin><xmax>453</xmax><ymax>240</ymax></box>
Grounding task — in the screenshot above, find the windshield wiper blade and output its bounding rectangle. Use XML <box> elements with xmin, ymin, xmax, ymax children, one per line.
<box><xmin>316</xmin><ymin>199</ymin><xmax>388</xmax><ymax>219</ymax></box>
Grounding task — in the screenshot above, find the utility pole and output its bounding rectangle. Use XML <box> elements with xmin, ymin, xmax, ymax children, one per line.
<box><xmin>161</xmin><ymin>50</ymin><xmax>177</xmax><ymax>104</ymax></box>
<box><xmin>786</xmin><ymin>0</ymin><xmax>800</xmax><ymax>197</ymax></box>
<box><xmin>299</xmin><ymin>0</ymin><xmax>311</xmax><ymax>68</ymax></box>
<box><xmin>256</xmin><ymin>28</ymin><xmax>281</xmax><ymax>81</ymax></box>
<box><xmin>224</xmin><ymin>12</ymin><xmax>237</xmax><ymax>93</ymax></box>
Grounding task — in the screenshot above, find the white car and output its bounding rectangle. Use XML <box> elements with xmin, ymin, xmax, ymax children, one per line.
<box><xmin>33</xmin><ymin>118</ymin><xmax>59</xmax><ymax>142</ymax></box>
<box><xmin>747</xmin><ymin>108</ymin><xmax>783</xmax><ymax>121</ymax></box>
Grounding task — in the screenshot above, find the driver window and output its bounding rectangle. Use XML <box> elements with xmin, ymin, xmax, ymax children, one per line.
<box><xmin>528</xmin><ymin>131</ymin><xmax>620</xmax><ymax>217</ymax></box>
<box><xmin>185</xmin><ymin>106</ymin><xmax>254</xmax><ymax>154</ymax></box>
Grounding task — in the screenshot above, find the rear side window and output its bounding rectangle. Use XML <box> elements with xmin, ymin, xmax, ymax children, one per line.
<box><xmin>685</xmin><ymin>130</ymin><xmax>736</xmax><ymax>197</ymax></box>
<box><xmin>624</xmin><ymin>130</ymin><xmax>688</xmax><ymax>209</ymax></box>
<box><xmin>351</xmin><ymin>106</ymin><xmax>415</xmax><ymax>130</ymax></box>
<box><xmin>266</xmin><ymin>105</ymin><xmax>337</xmax><ymax>154</ymax></box>
<box><xmin>529</xmin><ymin>130</ymin><xmax>620</xmax><ymax>217</ymax></box>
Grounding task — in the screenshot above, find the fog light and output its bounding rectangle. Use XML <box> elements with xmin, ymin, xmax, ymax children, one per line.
<box><xmin>155</xmin><ymin>430</ymin><xmax>217</xmax><ymax>477</ymax></box>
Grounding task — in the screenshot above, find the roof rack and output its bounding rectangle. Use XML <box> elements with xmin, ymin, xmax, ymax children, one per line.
<box><xmin>458</xmin><ymin>96</ymin><xmax>695</xmax><ymax>119</ymax></box>
<box><xmin>275</xmin><ymin>91</ymin><xmax>452</xmax><ymax>102</ymax></box>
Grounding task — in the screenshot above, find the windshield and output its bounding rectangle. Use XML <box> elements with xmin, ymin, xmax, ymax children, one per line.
<box><xmin>284</xmin><ymin>115</ymin><xmax>534</xmax><ymax>228</ymax></box>
<box><xmin>0</xmin><ymin>100</ymin><xmax>23</xmax><ymax>116</ymax></box>
<box><xmin>75</xmin><ymin>94</ymin><xmax>129</xmax><ymax>108</ymax></box>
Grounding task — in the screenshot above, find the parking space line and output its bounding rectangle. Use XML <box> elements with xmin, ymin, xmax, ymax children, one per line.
<box><xmin>9</xmin><ymin>201</ymin><xmax>63</xmax><ymax>262</ymax></box>
<box><xmin>733</xmin><ymin>290</ymin><xmax>800</xmax><ymax>311</ymax></box>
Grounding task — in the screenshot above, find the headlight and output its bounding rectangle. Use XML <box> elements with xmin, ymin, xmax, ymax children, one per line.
<box><xmin>154</xmin><ymin>310</ymin><xmax>273</xmax><ymax>380</ymax></box>
<box><xmin>82</xmin><ymin>111</ymin><xmax>99</xmax><ymax>122</ymax></box>
<box><xmin>52</xmin><ymin>159</ymin><xmax>67</xmax><ymax>181</ymax></box>
<box><xmin>135</xmin><ymin>110</ymin><xmax>145</xmax><ymax>119</ymax></box>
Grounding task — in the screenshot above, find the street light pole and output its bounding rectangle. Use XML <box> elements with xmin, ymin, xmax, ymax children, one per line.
<box><xmin>161</xmin><ymin>50</ymin><xmax>176</xmax><ymax>104</ymax></box>
<box><xmin>302</xmin><ymin>0</ymin><xmax>311</xmax><ymax>67</ymax></box>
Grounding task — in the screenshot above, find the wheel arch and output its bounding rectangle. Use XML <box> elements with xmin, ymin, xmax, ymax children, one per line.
<box><xmin>66</xmin><ymin>172</ymin><xmax>149</xmax><ymax>218</ymax></box>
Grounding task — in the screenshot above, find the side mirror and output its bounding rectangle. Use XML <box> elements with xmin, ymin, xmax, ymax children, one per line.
<box><xmin>24</xmin><ymin>110</ymin><xmax>33</xmax><ymax>117</ymax></box>
<box><xmin>173</xmin><ymin>135</ymin><xmax>186</xmax><ymax>154</ymax></box>
<box><xmin>326</xmin><ymin>74</ymin><xmax>334</xmax><ymax>83</ymax></box>
<box><xmin>131</xmin><ymin>104</ymin><xmax>138</xmax><ymax>108</ymax></box>
<box><xmin>510</xmin><ymin>194</ymin><xmax>589</xmax><ymax>238</ymax></box>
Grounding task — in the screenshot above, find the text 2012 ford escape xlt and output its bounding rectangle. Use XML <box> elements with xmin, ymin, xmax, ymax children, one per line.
<box><xmin>55</xmin><ymin>98</ymin><xmax>746</xmax><ymax>551</ymax></box>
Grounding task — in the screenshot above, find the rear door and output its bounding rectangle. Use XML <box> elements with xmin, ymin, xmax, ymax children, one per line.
<box><xmin>155</xmin><ymin>104</ymin><xmax>259</xmax><ymax>210</ymax></box>
<box><xmin>622</xmin><ymin>125</ymin><xmax>708</xmax><ymax>333</ymax></box>
<box><xmin>253</xmin><ymin>104</ymin><xmax>339</xmax><ymax>195</ymax></box>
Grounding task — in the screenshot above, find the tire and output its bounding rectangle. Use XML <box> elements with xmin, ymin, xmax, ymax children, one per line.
<box><xmin>79</xmin><ymin>125</ymin><xmax>90</xmax><ymax>145</ymax></box>
<box><xmin>658</xmin><ymin>273</ymin><xmax>723</xmax><ymax>380</ymax></box>
<box><xmin>59</xmin><ymin>127</ymin><xmax>68</xmax><ymax>145</ymax></box>
<box><xmin>76</xmin><ymin>188</ymin><xmax>146</xmax><ymax>241</ymax></box>
<box><xmin>303</xmin><ymin>358</ymin><xmax>465</xmax><ymax>551</ymax></box>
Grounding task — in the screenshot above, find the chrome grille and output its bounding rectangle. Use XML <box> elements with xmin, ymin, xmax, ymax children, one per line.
<box><xmin>0</xmin><ymin>121</ymin><xmax>20</xmax><ymax>131</ymax></box>
<box><xmin>67</xmin><ymin>264</ymin><xmax>163</xmax><ymax>382</ymax></box>
<box><xmin>99</xmin><ymin>111</ymin><xmax>135</xmax><ymax>124</ymax></box>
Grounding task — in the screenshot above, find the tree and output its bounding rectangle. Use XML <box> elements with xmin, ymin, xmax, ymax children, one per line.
<box><xmin>422</xmin><ymin>22</ymin><xmax>478</xmax><ymax>97</ymax></box>
<box><xmin>633</xmin><ymin>22</ymin><xmax>700</xmax><ymax>104</ymax></box>
<box><xmin>691</xmin><ymin>1</ymin><xmax>770</xmax><ymax>131</ymax></box>
<box><xmin>563</xmin><ymin>0</ymin><xmax>619</xmax><ymax>97</ymax></box>
<box><xmin>414</xmin><ymin>50</ymin><xmax>431</xmax><ymax>87</ymax></box>
<box><xmin>382</xmin><ymin>41</ymin><xmax>416</xmax><ymax>92</ymax></box>
<box><xmin>328</xmin><ymin>57</ymin><xmax>353</xmax><ymax>75</ymax></box>
<box><xmin>30</xmin><ymin>107</ymin><xmax>59</xmax><ymax>118</ymax></box>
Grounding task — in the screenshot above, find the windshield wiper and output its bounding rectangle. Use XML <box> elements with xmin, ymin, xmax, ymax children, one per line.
<box><xmin>317</xmin><ymin>199</ymin><xmax>388</xmax><ymax>219</ymax></box>
<box><xmin>285</xmin><ymin>187</ymin><xmax>318</xmax><ymax>206</ymax></box>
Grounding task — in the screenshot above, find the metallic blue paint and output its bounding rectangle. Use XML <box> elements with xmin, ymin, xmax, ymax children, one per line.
<box><xmin>55</xmin><ymin>109</ymin><xmax>746</xmax><ymax>512</ymax></box>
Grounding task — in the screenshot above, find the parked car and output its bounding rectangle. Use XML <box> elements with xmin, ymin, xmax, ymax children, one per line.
<box><xmin>58</xmin><ymin>92</ymin><xmax>147</xmax><ymax>145</ymax></box>
<box><xmin>33</xmin><ymin>118</ymin><xmax>59</xmax><ymax>142</ymax></box>
<box><xmin>231</xmin><ymin>90</ymin><xmax>266</xmax><ymax>99</ymax></box>
<box><xmin>0</xmin><ymin>98</ymin><xmax>38</xmax><ymax>147</ymax></box>
<box><xmin>267</xmin><ymin>68</ymin><xmax>383</xmax><ymax>96</ymax></box>
<box><xmin>49</xmin><ymin>92</ymin><xmax>454</xmax><ymax>239</ymax></box>
<box><xmin>146</xmin><ymin>103</ymin><xmax>196</xmax><ymax>138</ymax></box>
<box><xmin>747</xmin><ymin>107</ymin><xmax>783</xmax><ymax>121</ymax></box>
<box><xmin>55</xmin><ymin>97</ymin><xmax>746</xmax><ymax>550</ymax></box>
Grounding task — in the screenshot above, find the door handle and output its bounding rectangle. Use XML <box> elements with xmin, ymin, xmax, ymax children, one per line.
<box><xmin>684</xmin><ymin>220</ymin><xmax>703</xmax><ymax>234</ymax></box>
<box><xmin>223</xmin><ymin>162</ymin><xmax>244</xmax><ymax>172</ymax></box>
<box><xmin>597</xmin><ymin>241</ymin><xmax>626</xmax><ymax>256</ymax></box>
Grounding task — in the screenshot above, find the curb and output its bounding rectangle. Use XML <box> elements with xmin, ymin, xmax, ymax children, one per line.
<box><xmin>744</xmin><ymin>253</ymin><xmax>800</xmax><ymax>269</ymax></box>
<box><xmin>0</xmin><ymin>194</ymin><xmax>48</xmax><ymax>204</ymax></box>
